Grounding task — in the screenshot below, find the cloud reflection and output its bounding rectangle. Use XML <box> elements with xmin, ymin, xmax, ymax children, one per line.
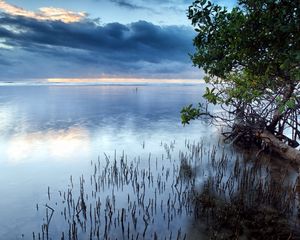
<box><xmin>6</xmin><ymin>127</ymin><xmax>90</xmax><ymax>163</ymax></box>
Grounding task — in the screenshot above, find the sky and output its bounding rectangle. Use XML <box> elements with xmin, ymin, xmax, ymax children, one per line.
<box><xmin>0</xmin><ymin>0</ymin><xmax>236</xmax><ymax>81</ymax></box>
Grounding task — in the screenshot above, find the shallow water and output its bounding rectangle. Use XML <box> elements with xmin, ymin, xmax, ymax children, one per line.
<box><xmin>1</xmin><ymin>84</ymin><xmax>298</xmax><ymax>240</ymax></box>
<box><xmin>0</xmin><ymin>84</ymin><xmax>220</xmax><ymax>239</ymax></box>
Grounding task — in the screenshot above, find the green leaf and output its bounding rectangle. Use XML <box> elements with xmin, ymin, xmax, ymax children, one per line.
<box><xmin>200</xmin><ymin>0</ymin><xmax>207</xmax><ymax>6</ymax></box>
<box><xmin>286</xmin><ymin>99</ymin><xmax>295</xmax><ymax>109</ymax></box>
<box><xmin>278</xmin><ymin>105</ymin><xmax>285</xmax><ymax>114</ymax></box>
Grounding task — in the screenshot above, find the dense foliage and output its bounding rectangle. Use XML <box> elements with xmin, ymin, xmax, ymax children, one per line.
<box><xmin>182</xmin><ymin>0</ymin><xmax>300</xmax><ymax>148</ymax></box>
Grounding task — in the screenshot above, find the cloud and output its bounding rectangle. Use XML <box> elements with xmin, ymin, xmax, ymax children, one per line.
<box><xmin>109</xmin><ymin>0</ymin><xmax>188</xmax><ymax>14</ymax></box>
<box><xmin>0</xmin><ymin>0</ymin><xmax>87</xmax><ymax>23</ymax></box>
<box><xmin>110</xmin><ymin>0</ymin><xmax>150</xmax><ymax>10</ymax></box>
<box><xmin>0</xmin><ymin>12</ymin><xmax>201</xmax><ymax>80</ymax></box>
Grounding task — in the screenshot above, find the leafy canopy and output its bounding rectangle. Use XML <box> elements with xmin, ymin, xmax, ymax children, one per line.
<box><xmin>189</xmin><ymin>0</ymin><xmax>299</xmax><ymax>81</ymax></box>
<box><xmin>182</xmin><ymin>0</ymin><xmax>300</xmax><ymax>128</ymax></box>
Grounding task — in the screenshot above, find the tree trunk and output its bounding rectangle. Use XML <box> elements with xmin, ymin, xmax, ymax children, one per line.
<box><xmin>267</xmin><ymin>82</ymin><xmax>295</xmax><ymax>134</ymax></box>
<box><xmin>258</xmin><ymin>130</ymin><xmax>300</xmax><ymax>164</ymax></box>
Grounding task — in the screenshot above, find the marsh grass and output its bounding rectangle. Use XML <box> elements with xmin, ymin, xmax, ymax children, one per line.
<box><xmin>32</xmin><ymin>140</ymin><xmax>300</xmax><ymax>240</ymax></box>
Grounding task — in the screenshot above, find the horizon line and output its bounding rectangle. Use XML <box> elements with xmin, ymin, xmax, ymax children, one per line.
<box><xmin>0</xmin><ymin>77</ymin><xmax>205</xmax><ymax>86</ymax></box>
<box><xmin>47</xmin><ymin>77</ymin><xmax>204</xmax><ymax>84</ymax></box>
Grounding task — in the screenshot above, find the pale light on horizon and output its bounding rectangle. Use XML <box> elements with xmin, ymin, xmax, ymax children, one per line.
<box><xmin>47</xmin><ymin>77</ymin><xmax>204</xmax><ymax>84</ymax></box>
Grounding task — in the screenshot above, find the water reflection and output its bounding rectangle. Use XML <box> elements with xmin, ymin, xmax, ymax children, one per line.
<box><xmin>0</xmin><ymin>85</ymin><xmax>207</xmax><ymax>165</ymax></box>
<box><xmin>1</xmin><ymin>85</ymin><xmax>298</xmax><ymax>239</ymax></box>
<box><xmin>6</xmin><ymin>127</ymin><xmax>90</xmax><ymax>163</ymax></box>
<box><xmin>0</xmin><ymin>84</ymin><xmax>211</xmax><ymax>239</ymax></box>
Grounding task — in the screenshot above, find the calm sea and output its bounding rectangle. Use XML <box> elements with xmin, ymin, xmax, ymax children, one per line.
<box><xmin>0</xmin><ymin>84</ymin><xmax>222</xmax><ymax>239</ymax></box>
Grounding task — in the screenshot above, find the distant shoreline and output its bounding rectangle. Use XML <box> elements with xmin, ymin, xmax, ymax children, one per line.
<box><xmin>0</xmin><ymin>81</ymin><xmax>205</xmax><ymax>87</ymax></box>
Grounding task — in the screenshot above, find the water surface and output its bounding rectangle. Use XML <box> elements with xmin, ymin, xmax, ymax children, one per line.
<box><xmin>0</xmin><ymin>84</ymin><xmax>220</xmax><ymax>239</ymax></box>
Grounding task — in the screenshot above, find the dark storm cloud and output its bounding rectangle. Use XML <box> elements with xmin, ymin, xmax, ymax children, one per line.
<box><xmin>0</xmin><ymin>12</ymin><xmax>198</xmax><ymax>79</ymax></box>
